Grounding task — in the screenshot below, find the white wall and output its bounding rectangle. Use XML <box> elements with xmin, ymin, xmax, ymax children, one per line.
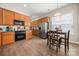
<box><xmin>48</xmin><ymin>4</ymin><xmax>79</xmax><ymax>43</ymax></box>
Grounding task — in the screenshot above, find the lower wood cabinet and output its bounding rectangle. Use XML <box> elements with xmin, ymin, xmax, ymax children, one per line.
<box><xmin>0</xmin><ymin>32</ymin><xmax>1</xmax><ymax>47</ymax></box>
<box><xmin>26</xmin><ymin>31</ymin><xmax>32</xmax><ymax>40</ymax></box>
<box><xmin>2</xmin><ymin>32</ymin><xmax>15</xmax><ymax>45</ymax></box>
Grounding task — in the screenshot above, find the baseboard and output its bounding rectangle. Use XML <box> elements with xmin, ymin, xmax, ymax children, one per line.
<box><xmin>69</xmin><ymin>41</ymin><xmax>79</xmax><ymax>45</ymax></box>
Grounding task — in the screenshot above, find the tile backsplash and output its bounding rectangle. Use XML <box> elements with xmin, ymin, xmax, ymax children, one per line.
<box><xmin>0</xmin><ymin>25</ymin><xmax>30</xmax><ymax>32</ymax></box>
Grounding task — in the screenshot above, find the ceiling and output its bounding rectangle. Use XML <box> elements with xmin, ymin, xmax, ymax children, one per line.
<box><xmin>0</xmin><ymin>3</ymin><xmax>70</xmax><ymax>20</ymax></box>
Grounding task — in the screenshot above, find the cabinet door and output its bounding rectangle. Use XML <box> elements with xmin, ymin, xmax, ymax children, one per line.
<box><xmin>2</xmin><ymin>32</ymin><xmax>14</xmax><ymax>45</ymax></box>
<box><xmin>21</xmin><ymin>14</ymin><xmax>25</xmax><ymax>21</ymax></box>
<box><xmin>26</xmin><ymin>31</ymin><xmax>32</xmax><ymax>39</ymax></box>
<box><xmin>0</xmin><ymin>8</ymin><xmax>3</xmax><ymax>24</ymax></box>
<box><xmin>0</xmin><ymin>32</ymin><xmax>1</xmax><ymax>47</ymax></box>
<box><xmin>29</xmin><ymin>31</ymin><xmax>32</xmax><ymax>39</ymax></box>
<box><xmin>32</xmin><ymin>21</ymin><xmax>37</xmax><ymax>26</ymax></box>
<box><xmin>3</xmin><ymin>9</ymin><xmax>14</xmax><ymax>25</ymax></box>
<box><xmin>26</xmin><ymin>32</ymin><xmax>29</xmax><ymax>39</ymax></box>
<box><xmin>14</xmin><ymin>12</ymin><xmax>22</xmax><ymax>20</ymax></box>
<box><xmin>24</xmin><ymin>16</ymin><xmax>30</xmax><ymax>26</ymax></box>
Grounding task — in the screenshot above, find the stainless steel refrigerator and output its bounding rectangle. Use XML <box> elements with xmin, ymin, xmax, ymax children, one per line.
<box><xmin>38</xmin><ymin>22</ymin><xmax>48</xmax><ymax>39</ymax></box>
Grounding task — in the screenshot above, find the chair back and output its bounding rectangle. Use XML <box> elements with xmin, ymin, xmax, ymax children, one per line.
<box><xmin>51</xmin><ymin>31</ymin><xmax>59</xmax><ymax>40</ymax></box>
<box><xmin>47</xmin><ymin>31</ymin><xmax>53</xmax><ymax>38</ymax></box>
<box><xmin>67</xmin><ymin>30</ymin><xmax>70</xmax><ymax>40</ymax></box>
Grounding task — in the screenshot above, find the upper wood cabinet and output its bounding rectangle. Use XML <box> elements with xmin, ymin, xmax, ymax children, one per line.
<box><xmin>0</xmin><ymin>8</ymin><xmax>30</xmax><ymax>25</ymax></box>
<box><xmin>0</xmin><ymin>8</ymin><xmax>3</xmax><ymax>24</ymax></box>
<box><xmin>3</xmin><ymin>9</ymin><xmax>14</xmax><ymax>25</ymax></box>
<box><xmin>14</xmin><ymin>13</ymin><xmax>25</xmax><ymax>21</ymax></box>
<box><xmin>31</xmin><ymin>17</ymin><xmax>49</xmax><ymax>26</ymax></box>
<box><xmin>14</xmin><ymin>12</ymin><xmax>21</xmax><ymax>20</ymax></box>
<box><xmin>24</xmin><ymin>16</ymin><xmax>30</xmax><ymax>26</ymax></box>
<box><xmin>31</xmin><ymin>20</ymin><xmax>38</xmax><ymax>26</ymax></box>
<box><xmin>41</xmin><ymin>17</ymin><xmax>49</xmax><ymax>23</ymax></box>
<box><xmin>15</xmin><ymin>13</ymin><xmax>30</xmax><ymax>25</ymax></box>
<box><xmin>21</xmin><ymin>14</ymin><xmax>25</xmax><ymax>21</ymax></box>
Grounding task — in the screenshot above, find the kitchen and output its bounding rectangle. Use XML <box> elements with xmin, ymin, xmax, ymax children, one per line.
<box><xmin>0</xmin><ymin>3</ymin><xmax>79</xmax><ymax>56</ymax></box>
<box><xmin>0</xmin><ymin>7</ymin><xmax>32</xmax><ymax>47</ymax></box>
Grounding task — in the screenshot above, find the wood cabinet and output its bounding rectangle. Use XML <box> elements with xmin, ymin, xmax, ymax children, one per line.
<box><xmin>3</xmin><ymin>9</ymin><xmax>14</xmax><ymax>25</ymax></box>
<box><xmin>31</xmin><ymin>17</ymin><xmax>49</xmax><ymax>26</ymax></box>
<box><xmin>26</xmin><ymin>31</ymin><xmax>32</xmax><ymax>39</ymax></box>
<box><xmin>14</xmin><ymin>13</ymin><xmax>25</xmax><ymax>21</ymax></box>
<box><xmin>41</xmin><ymin>17</ymin><xmax>49</xmax><ymax>23</ymax></box>
<box><xmin>31</xmin><ymin>20</ymin><xmax>38</xmax><ymax>26</ymax></box>
<box><xmin>15</xmin><ymin>13</ymin><xmax>31</xmax><ymax>25</ymax></box>
<box><xmin>14</xmin><ymin>12</ymin><xmax>21</xmax><ymax>20</ymax></box>
<box><xmin>21</xmin><ymin>14</ymin><xmax>25</xmax><ymax>21</ymax></box>
<box><xmin>32</xmin><ymin>30</ymin><xmax>39</xmax><ymax>36</ymax></box>
<box><xmin>0</xmin><ymin>32</ymin><xmax>1</xmax><ymax>47</ymax></box>
<box><xmin>24</xmin><ymin>16</ymin><xmax>30</xmax><ymax>26</ymax></box>
<box><xmin>0</xmin><ymin>8</ymin><xmax>30</xmax><ymax>25</ymax></box>
<box><xmin>2</xmin><ymin>32</ymin><xmax>15</xmax><ymax>45</ymax></box>
<box><xmin>0</xmin><ymin>8</ymin><xmax>3</xmax><ymax>24</ymax></box>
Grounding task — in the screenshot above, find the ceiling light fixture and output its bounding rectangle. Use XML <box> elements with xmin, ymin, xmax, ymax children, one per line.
<box><xmin>24</xmin><ymin>4</ymin><xmax>27</xmax><ymax>7</ymax></box>
<box><xmin>54</xmin><ymin>13</ymin><xmax>61</xmax><ymax>16</ymax></box>
<box><xmin>54</xmin><ymin>3</ymin><xmax>61</xmax><ymax>16</ymax></box>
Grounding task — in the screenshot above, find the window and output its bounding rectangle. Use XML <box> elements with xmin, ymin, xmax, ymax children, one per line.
<box><xmin>52</xmin><ymin>13</ymin><xmax>73</xmax><ymax>33</ymax></box>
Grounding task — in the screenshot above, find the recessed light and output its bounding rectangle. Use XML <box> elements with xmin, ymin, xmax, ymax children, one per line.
<box><xmin>24</xmin><ymin>4</ymin><xmax>27</xmax><ymax>7</ymax></box>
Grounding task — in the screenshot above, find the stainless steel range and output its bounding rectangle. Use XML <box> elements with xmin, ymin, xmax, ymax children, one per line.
<box><xmin>14</xmin><ymin>20</ymin><xmax>26</xmax><ymax>41</ymax></box>
<box><xmin>15</xmin><ymin>31</ymin><xmax>25</xmax><ymax>41</ymax></box>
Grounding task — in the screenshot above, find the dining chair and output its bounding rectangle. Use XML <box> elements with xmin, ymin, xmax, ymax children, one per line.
<box><xmin>47</xmin><ymin>31</ymin><xmax>52</xmax><ymax>46</ymax></box>
<box><xmin>47</xmin><ymin>31</ymin><xmax>60</xmax><ymax>53</ymax></box>
<box><xmin>59</xmin><ymin>30</ymin><xmax>70</xmax><ymax>52</ymax></box>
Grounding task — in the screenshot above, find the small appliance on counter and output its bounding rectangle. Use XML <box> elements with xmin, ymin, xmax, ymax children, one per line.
<box><xmin>0</xmin><ymin>25</ymin><xmax>9</xmax><ymax>32</ymax></box>
<box><xmin>0</xmin><ymin>28</ymin><xmax>2</xmax><ymax>32</ymax></box>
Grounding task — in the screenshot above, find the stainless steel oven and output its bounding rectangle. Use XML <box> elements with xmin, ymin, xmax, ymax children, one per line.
<box><xmin>15</xmin><ymin>31</ymin><xmax>25</xmax><ymax>41</ymax></box>
<box><xmin>14</xmin><ymin>20</ymin><xmax>25</xmax><ymax>41</ymax></box>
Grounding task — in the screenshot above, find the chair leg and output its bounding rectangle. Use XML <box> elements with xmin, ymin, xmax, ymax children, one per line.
<box><xmin>67</xmin><ymin>40</ymin><xmax>69</xmax><ymax>51</ymax></box>
<box><xmin>52</xmin><ymin>39</ymin><xmax>54</xmax><ymax>48</ymax></box>
<box><xmin>59</xmin><ymin>39</ymin><xmax>61</xmax><ymax>49</ymax></box>
<box><xmin>56</xmin><ymin>45</ymin><xmax>59</xmax><ymax>53</ymax></box>
<box><xmin>49</xmin><ymin>39</ymin><xmax>52</xmax><ymax>49</ymax></box>
<box><xmin>47</xmin><ymin>39</ymin><xmax>49</xmax><ymax>45</ymax></box>
<box><xmin>65</xmin><ymin>40</ymin><xmax>67</xmax><ymax>53</ymax></box>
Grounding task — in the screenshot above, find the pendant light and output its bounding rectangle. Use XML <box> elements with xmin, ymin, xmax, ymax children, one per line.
<box><xmin>54</xmin><ymin>3</ymin><xmax>61</xmax><ymax>16</ymax></box>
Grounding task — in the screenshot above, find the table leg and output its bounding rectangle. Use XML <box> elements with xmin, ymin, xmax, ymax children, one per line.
<box><xmin>65</xmin><ymin>34</ymin><xmax>66</xmax><ymax>53</ymax></box>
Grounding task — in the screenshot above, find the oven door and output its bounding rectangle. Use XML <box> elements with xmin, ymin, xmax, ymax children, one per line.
<box><xmin>15</xmin><ymin>31</ymin><xmax>26</xmax><ymax>41</ymax></box>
